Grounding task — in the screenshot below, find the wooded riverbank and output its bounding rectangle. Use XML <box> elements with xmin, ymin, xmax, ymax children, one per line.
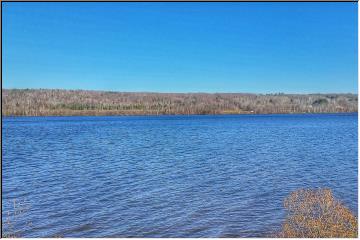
<box><xmin>2</xmin><ymin>89</ymin><xmax>358</xmax><ymax>116</ymax></box>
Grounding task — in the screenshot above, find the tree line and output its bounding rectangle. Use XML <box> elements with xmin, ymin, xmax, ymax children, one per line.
<box><xmin>2</xmin><ymin>89</ymin><xmax>358</xmax><ymax>116</ymax></box>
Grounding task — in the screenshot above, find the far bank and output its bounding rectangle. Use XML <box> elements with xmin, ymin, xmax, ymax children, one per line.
<box><xmin>2</xmin><ymin>89</ymin><xmax>357</xmax><ymax>117</ymax></box>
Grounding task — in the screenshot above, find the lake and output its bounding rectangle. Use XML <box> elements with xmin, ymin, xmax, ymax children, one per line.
<box><xmin>2</xmin><ymin>113</ymin><xmax>358</xmax><ymax>237</ymax></box>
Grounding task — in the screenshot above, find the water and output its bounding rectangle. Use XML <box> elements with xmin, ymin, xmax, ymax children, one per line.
<box><xmin>2</xmin><ymin>113</ymin><xmax>358</xmax><ymax>237</ymax></box>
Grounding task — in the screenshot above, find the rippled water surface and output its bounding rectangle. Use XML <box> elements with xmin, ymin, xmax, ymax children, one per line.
<box><xmin>2</xmin><ymin>114</ymin><xmax>358</xmax><ymax>237</ymax></box>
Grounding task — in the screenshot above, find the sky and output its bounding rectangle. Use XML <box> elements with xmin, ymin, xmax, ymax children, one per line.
<box><xmin>2</xmin><ymin>2</ymin><xmax>358</xmax><ymax>93</ymax></box>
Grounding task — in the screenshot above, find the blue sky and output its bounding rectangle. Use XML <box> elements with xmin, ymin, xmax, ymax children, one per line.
<box><xmin>2</xmin><ymin>2</ymin><xmax>358</xmax><ymax>93</ymax></box>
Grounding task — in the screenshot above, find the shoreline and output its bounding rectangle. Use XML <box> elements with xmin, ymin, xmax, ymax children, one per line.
<box><xmin>2</xmin><ymin>111</ymin><xmax>358</xmax><ymax>118</ymax></box>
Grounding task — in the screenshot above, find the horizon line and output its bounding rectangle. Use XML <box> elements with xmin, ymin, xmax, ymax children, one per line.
<box><xmin>2</xmin><ymin>88</ymin><xmax>358</xmax><ymax>95</ymax></box>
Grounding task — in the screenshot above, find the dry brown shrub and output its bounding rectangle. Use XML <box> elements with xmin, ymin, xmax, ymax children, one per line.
<box><xmin>2</xmin><ymin>199</ymin><xmax>31</xmax><ymax>238</ymax></box>
<box><xmin>279</xmin><ymin>188</ymin><xmax>357</xmax><ymax>238</ymax></box>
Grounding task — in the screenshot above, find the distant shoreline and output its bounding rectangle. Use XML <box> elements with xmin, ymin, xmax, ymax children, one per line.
<box><xmin>2</xmin><ymin>89</ymin><xmax>358</xmax><ymax>117</ymax></box>
<box><xmin>2</xmin><ymin>112</ymin><xmax>358</xmax><ymax>118</ymax></box>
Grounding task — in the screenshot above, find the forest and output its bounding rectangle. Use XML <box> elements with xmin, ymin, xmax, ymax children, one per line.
<box><xmin>2</xmin><ymin>89</ymin><xmax>358</xmax><ymax>116</ymax></box>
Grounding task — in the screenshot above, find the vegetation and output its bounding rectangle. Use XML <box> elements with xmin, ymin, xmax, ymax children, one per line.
<box><xmin>2</xmin><ymin>89</ymin><xmax>358</xmax><ymax>116</ymax></box>
<box><xmin>2</xmin><ymin>199</ymin><xmax>31</xmax><ymax>238</ymax></box>
<box><xmin>279</xmin><ymin>189</ymin><xmax>357</xmax><ymax>238</ymax></box>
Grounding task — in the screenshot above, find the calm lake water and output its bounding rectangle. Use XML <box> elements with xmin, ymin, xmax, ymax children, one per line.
<box><xmin>2</xmin><ymin>113</ymin><xmax>358</xmax><ymax>237</ymax></box>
